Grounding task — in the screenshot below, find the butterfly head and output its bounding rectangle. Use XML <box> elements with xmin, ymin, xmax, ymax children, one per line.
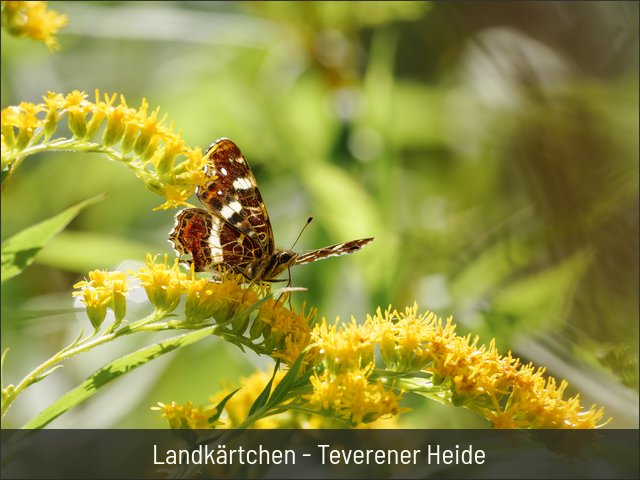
<box><xmin>255</xmin><ymin>249</ymin><xmax>298</xmax><ymax>282</ymax></box>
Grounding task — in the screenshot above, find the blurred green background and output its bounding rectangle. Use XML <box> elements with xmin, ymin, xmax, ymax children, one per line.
<box><xmin>1</xmin><ymin>1</ymin><xmax>638</xmax><ymax>428</ymax></box>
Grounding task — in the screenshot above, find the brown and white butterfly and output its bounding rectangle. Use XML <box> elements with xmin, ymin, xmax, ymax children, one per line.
<box><xmin>169</xmin><ymin>138</ymin><xmax>374</xmax><ymax>282</ymax></box>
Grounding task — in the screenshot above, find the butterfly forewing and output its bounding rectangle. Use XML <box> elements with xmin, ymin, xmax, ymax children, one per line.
<box><xmin>197</xmin><ymin>138</ymin><xmax>274</xmax><ymax>255</ymax></box>
<box><xmin>169</xmin><ymin>137</ymin><xmax>374</xmax><ymax>281</ymax></box>
<box><xmin>295</xmin><ymin>238</ymin><xmax>375</xmax><ymax>266</ymax></box>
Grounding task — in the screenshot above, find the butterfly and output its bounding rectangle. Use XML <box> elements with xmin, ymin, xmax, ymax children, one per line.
<box><xmin>169</xmin><ymin>138</ymin><xmax>374</xmax><ymax>282</ymax></box>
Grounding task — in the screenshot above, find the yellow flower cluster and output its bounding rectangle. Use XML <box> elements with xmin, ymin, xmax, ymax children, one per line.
<box><xmin>72</xmin><ymin>254</ymin><xmax>252</xmax><ymax>326</ymax></box>
<box><xmin>72</xmin><ymin>270</ymin><xmax>128</xmax><ymax>330</ymax></box>
<box><xmin>72</xmin><ymin>260</ymin><xmax>606</xmax><ymax>429</ymax></box>
<box><xmin>1</xmin><ymin>90</ymin><xmax>207</xmax><ymax>209</ymax></box>
<box><xmin>306</xmin><ymin>316</ymin><xmax>405</xmax><ymax>425</ymax></box>
<box><xmin>256</xmin><ymin>297</ymin><xmax>315</xmax><ymax>365</ymax></box>
<box><xmin>206</xmin><ymin>369</ymin><xmax>399</xmax><ymax>429</ymax></box>
<box><xmin>73</xmin><ymin>255</ymin><xmax>314</xmax><ymax>361</ymax></box>
<box><xmin>307</xmin><ymin>304</ymin><xmax>607</xmax><ymax>429</ymax></box>
<box><xmin>183</xmin><ymin>274</ymin><xmax>254</xmax><ymax>325</ymax></box>
<box><xmin>1</xmin><ymin>1</ymin><xmax>67</xmax><ymax>50</ymax></box>
<box><xmin>134</xmin><ymin>254</ymin><xmax>190</xmax><ymax>314</ymax></box>
<box><xmin>152</xmin><ymin>298</ymin><xmax>607</xmax><ymax>429</ymax></box>
<box><xmin>308</xmin><ymin>368</ymin><xmax>404</xmax><ymax>425</ymax></box>
<box><xmin>152</xmin><ymin>401</ymin><xmax>219</xmax><ymax>430</ymax></box>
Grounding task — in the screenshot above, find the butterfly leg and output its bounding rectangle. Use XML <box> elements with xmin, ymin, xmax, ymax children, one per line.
<box><xmin>273</xmin><ymin>267</ymin><xmax>293</xmax><ymax>309</ymax></box>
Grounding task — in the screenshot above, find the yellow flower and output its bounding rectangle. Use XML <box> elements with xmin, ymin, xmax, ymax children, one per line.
<box><xmin>152</xmin><ymin>184</ymin><xmax>196</xmax><ymax>210</ymax></box>
<box><xmin>307</xmin><ymin>313</ymin><xmax>407</xmax><ymax>426</ymax></box>
<box><xmin>174</xmin><ymin>144</ymin><xmax>207</xmax><ymax>183</ymax></box>
<box><xmin>134</xmin><ymin>254</ymin><xmax>187</xmax><ymax>313</ymax></box>
<box><xmin>63</xmin><ymin>90</ymin><xmax>93</xmax><ymax>139</ymax></box>
<box><xmin>152</xmin><ymin>401</ymin><xmax>219</xmax><ymax>430</ymax></box>
<box><xmin>72</xmin><ymin>281</ymin><xmax>110</xmax><ymax>330</ymax></box>
<box><xmin>42</xmin><ymin>91</ymin><xmax>65</xmax><ymax>138</ymax></box>
<box><xmin>72</xmin><ymin>270</ymin><xmax>130</xmax><ymax>329</ymax></box>
<box><xmin>101</xmin><ymin>97</ymin><xmax>129</xmax><ymax>147</ymax></box>
<box><xmin>1</xmin><ymin>102</ymin><xmax>43</xmax><ymax>151</ymax></box>
<box><xmin>1</xmin><ymin>90</ymin><xmax>207</xmax><ymax>209</ymax></box>
<box><xmin>309</xmin><ymin>316</ymin><xmax>377</xmax><ymax>373</ymax></box>
<box><xmin>183</xmin><ymin>272</ymin><xmax>252</xmax><ymax>325</ymax></box>
<box><xmin>108</xmin><ymin>272</ymin><xmax>129</xmax><ymax>325</ymax></box>
<box><xmin>257</xmin><ymin>298</ymin><xmax>315</xmax><ymax>365</ymax></box>
<box><xmin>149</xmin><ymin>132</ymin><xmax>183</xmax><ymax>176</ymax></box>
<box><xmin>1</xmin><ymin>1</ymin><xmax>68</xmax><ymax>50</ymax></box>
<box><xmin>71</xmin><ymin>254</ymin><xmax>606</xmax><ymax>430</ymax></box>
<box><xmin>133</xmin><ymin>101</ymin><xmax>162</xmax><ymax>160</ymax></box>
<box><xmin>375</xmin><ymin>306</ymin><xmax>450</xmax><ymax>371</ymax></box>
<box><xmin>306</xmin><ymin>368</ymin><xmax>404</xmax><ymax>425</ymax></box>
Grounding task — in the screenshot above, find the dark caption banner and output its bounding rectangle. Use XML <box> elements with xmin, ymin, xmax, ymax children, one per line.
<box><xmin>1</xmin><ymin>429</ymin><xmax>638</xmax><ymax>479</ymax></box>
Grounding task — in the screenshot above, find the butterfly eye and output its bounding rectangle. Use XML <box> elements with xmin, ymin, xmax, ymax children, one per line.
<box><xmin>278</xmin><ymin>252</ymin><xmax>295</xmax><ymax>263</ymax></box>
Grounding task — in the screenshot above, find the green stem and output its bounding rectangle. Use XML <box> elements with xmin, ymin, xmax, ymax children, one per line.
<box><xmin>234</xmin><ymin>404</ymin><xmax>272</xmax><ymax>429</ymax></box>
<box><xmin>219</xmin><ymin>329</ymin><xmax>273</xmax><ymax>356</ymax></box>
<box><xmin>18</xmin><ymin>138</ymin><xmax>103</xmax><ymax>157</ymax></box>
<box><xmin>0</xmin><ymin>310</ymin><xmax>167</xmax><ymax>418</ymax></box>
<box><xmin>4</xmin><ymin>138</ymin><xmax>150</xmax><ymax>181</ymax></box>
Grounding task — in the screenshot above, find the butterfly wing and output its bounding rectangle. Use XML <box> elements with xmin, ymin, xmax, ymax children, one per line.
<box><xmin>196</xmin><ymin>138</ymin><xmax>274</xmax><ymax>258</ymax></box>
<box><xmin>170</xmin><ymin>137</ymin><xmax>373</xmax><ymax>279</ymax></box>
<box><xmin>169</xmin><ymin>208</ymin><xmax>216</xmax><ymax>272</ymax></box>
<box><xmin>295</xmin><ymin>237</ymin><xmax>374</xmax><ymax>265</ymax></box>
<box><xmin>169</xmin><ymin>207</ymin><xmax>265</xmax><ymax>274</ymax></box>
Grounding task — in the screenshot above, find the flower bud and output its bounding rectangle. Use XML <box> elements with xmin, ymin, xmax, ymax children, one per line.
<box><xmin>102</xmin><ymin>108</ymin><xmax>126</xmax><ymax>147</ymax></box>
<box><xmin>67</xmin><ymin>108</ymin><xmax>87</xmax><ymax>139</ymax></box>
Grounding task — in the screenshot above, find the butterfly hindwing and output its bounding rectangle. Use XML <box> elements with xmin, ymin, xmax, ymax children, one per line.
<box><xmin>216</xmin><ymin>219</ymin><xmax>265</xmax><ymax>274</ymax></box>
<box><xmin>169</xmin><ymin>208</ymin><xmax>216</xmax><ymax>272</ymax></box>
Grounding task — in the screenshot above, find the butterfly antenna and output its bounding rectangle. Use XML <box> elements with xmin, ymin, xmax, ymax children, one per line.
<box><xmin>290</xmin><ymin>217</ymin><xmax>313</xmax><ymax>250</ymax></box>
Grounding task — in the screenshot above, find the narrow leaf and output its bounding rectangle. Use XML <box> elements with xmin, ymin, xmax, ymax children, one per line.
<box><xmin>268</xmin><ymin>353</ymin><xmax>306</xmax><ymax>407</ymax></box>
<box><xmin>1</xmin><ymin>193</ymin><xmax>107</xmax><ymax>283</ymax></box>
<box><xmin>1</xmin><ymin>348</ymin><xmax>8</xmax><ymax>371</ymax></box>
<box><xmin>208</xmin><ymin>388</ymin><xmax>240</xmax><ymax>425</ymax></box>
<box><xmin>1</xmin><ymin>348</ymin><xmax>9</xmax><ymax>389</ymax></box>
<box><xmin>248</xmin><ymin>359</ymin><xmax>280</xmax><ymax>417</ymax></box>
<box><xmin>22</xmin><ymin>325</ymin><xmax>216</xmax><ymax>429</ymax></box>
<box><xmin>31</xmin><ymin>365</ymin><xmax>64</xmax><ymax>385</ymax></box>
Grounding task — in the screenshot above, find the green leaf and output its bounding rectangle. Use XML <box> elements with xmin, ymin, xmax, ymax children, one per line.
<box><xmin>31</xmin><ymin>366</ymin><xmax>64</xmax><ymax>385</ymax></box>
<box><xmin>22</xmin><ymin>325</ymin><xmax>216</xmax><ymax>429</ymax></box>
<box><xmin>248</xmin><ymin>359</ymin><xmax>280</xmax><ymax>417</ymax></box>
<box><xmin>1</xmin><ymin>193</ymin><xmax>107</xmax><ymax>283</ymax></box>
<box><xmin>1</xmin><ymin>348</ymin><xmax>9</xmax><ymax>390</ymax></box>
<box><xmin>267</xmin><ymin>353</ymin><xmax>306</xmax><ymax>408</ymax></box>
<box><xmin>208</xmin><ymin>388</ymin><xmax>240</xmax><ymax>425</ymax></box>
